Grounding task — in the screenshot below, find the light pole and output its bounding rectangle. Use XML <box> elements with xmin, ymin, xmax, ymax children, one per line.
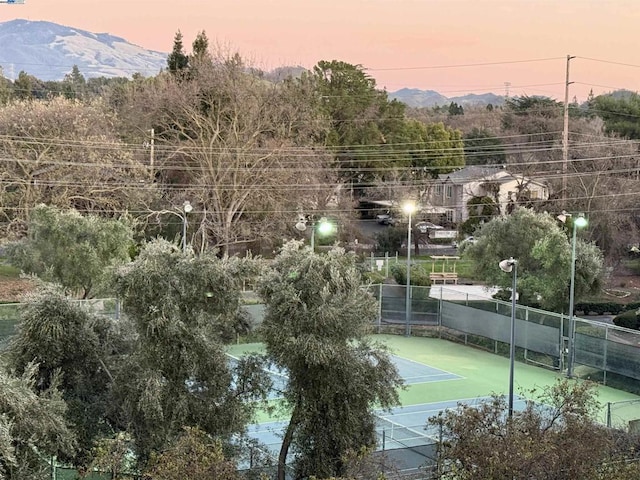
<box><xmin>403</xmin><ymin>202</ymin><xmax>416</xmax><ymax>337</ymax></box>
<box><xmin>499</xmin><ymin>257</ymin><xmax>517</xmax><ymax>418</ymax></box>
<box><xmin>566</xmin><ymin>213</ymin><xmax>588</xmax><ymax>378</ymax></box>
<box><xmin>182</xmin><ymin>201</ymin><xmax>193</xmax><ymax>253</ymax></box>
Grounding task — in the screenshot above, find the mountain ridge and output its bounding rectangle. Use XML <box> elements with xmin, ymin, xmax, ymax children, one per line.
<box><xmin>0</xmin><ymin>19</ymin><xmax>167</xmax><ymax>80</ymax></box>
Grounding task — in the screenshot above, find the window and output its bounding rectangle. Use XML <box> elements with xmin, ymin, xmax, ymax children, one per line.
<box><xmin>529</xmin><ymin>190</ymin><xmax>539</xmax><ymax>199</ymax></box>
<box><xmin>446</xmin><ymin>185</ymin><xmax>453</xmax><ymax>198</ymax></box>
<box><xmin>434</xmin><ymin>185</ymin><xmax>443</xmax><ymax>196</ymax></box>
<box><xmin>446</xmin><ymin>210</ymin><xmax>453</xmax><ymax>222</ymax></box>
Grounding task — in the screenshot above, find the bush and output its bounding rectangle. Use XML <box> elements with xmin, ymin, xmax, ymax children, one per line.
<box><xmin>390</xmin><ymin>263</ymin><xmax>431</xmax><ymax>286</ymax></box>
<box><xmin>613</xmin><ymin>309</ymin><xmax>640</xmax><ymax>330</ymax></box>
<box><xmin>363</xmin><ymin>271</ymin><xmax>386</xmax><ymax>284</ymax></box>
<box><xmin>574</xmin><ymin>302</ymin><xmax>626</xmax><ymax>315</ymax></box>
<box><xmin>375</xmin><ymin>227</ymin><xmax>405</xmax><ymax>253</ymax></box>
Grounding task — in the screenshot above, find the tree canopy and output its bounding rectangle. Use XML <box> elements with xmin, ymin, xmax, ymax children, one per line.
<box><xmin>258</xmin><ymin>242</ymin><xmax>403</xmax><ymax>480</ymax></box>
<box><xmin>111</xmin><ymin>239</ymin><xmax>270</xmax><ymax>461</ymax></box>
<box><xmin>590</xmin><ymin>91</ymin><xmax>640</xmax><ymax>139</ymax></box>
<box><xmin>5</xmin><ymin>286</ymin><xmax>122</xmax><ymax>466</ymax></box>
<box><xmin>6</xmin><ymin>205</ymin><xmax>133</xmax><ymax>298</ymax></box>
<box><xmin>464</xmin><ymin>208</ymin><xmax>604</xmax><ymax>312</ymax></box>
<box><xmin>432</xmin><ymin>379</ymin><xmax>640</xmax><ymax>479</ymax></box>
<box><xmin>0</xmin><ymin>363</ymin><xmax>75</xmax><ymax>480</ymax></box>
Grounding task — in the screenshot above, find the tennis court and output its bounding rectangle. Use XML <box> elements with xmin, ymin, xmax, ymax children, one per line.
<box><xmin>231</xmin><ymin>334</ymin><xmax>640</xmax><ymax>472</ymax></box>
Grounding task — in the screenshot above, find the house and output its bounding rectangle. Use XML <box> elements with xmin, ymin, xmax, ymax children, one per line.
<box><xmin>425</xmin><ymin>166</ymin><xmax>549</xmax><ymax>224</ymax></box>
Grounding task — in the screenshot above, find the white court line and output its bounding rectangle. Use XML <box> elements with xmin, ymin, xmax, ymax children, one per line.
<box><xmin>392</xmin><ymin>354</ymin><xmax>465</xmax><ymax>379</ymax></box>
<box><xmin>403</xmin><ymin>372</ymin><xmax>460</xmax><ymax>380</ymax></box>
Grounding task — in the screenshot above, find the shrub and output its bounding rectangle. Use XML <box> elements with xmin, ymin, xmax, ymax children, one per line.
<box><xmin>375</xmin><ymin>227</ymin><xmax>405</xmax><ymax>253</ymax></box>
<box><xmin>390</xmin><ymin>263</ymin><xmax>431</xmax><ymax>286</ymax></box>
<box><xmin>613</xmin><ymin>309</ymin><xmax>640</xmax><ymax>330</ymax></box>
<box><xmin>363</xmin><ymin>271</ymin><xmax>386</xmax><ymax>284</ymax></box>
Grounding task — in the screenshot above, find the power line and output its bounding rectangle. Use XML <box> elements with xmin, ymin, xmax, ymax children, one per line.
<box><xmin>366</xmin><ymin>57</ymin><xmax>564</xmax><ymax>72</ymax></box>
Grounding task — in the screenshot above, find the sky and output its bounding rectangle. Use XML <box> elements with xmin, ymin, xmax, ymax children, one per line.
<box><xmin>1</xmin><ymin>0</ymin><xmax>639</xmax><ymax>101</ymax></box>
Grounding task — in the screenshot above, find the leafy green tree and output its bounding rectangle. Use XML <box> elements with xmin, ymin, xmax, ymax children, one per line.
<box><xmin>5</xmin><ymin>286</ymin><xmax>122</xmax><ymax>467</ymax></box>
<box><xmin>464</xmin><ymin>208</ymin><xmax>603</xmax><ymax>312</ymax></box>
<box><xmin>144</xmin><ymin>427</ymin><xmax>239</xmax><ymax>480</ymax></box>
<box><xmin>313</xmin><ymin>60</ymin><xmax>464</xmax><ymax>186</ymax></box>
<box><xmin>463</xmin><ymin>127</ymin><xmax>506</xmax><ymax>165</ymax></box>
<box><xmin>590</xmin><ymin>92</ymin><xmax>640</xmax><ymax>139</ymax></box>
<box><xmin>258</xmin><ymin>242</ymin><xmax>403</xmax><ymax>480</ymax></box>
<box><xmin>111</xmin><ymin>239</ymin><xmax>270</xmax><ymax>462</ymax></box>
<box><xmin>0</xmin><ymin>363</ymin><xmax>76</xmax><ymax>480</ymax></box>
<box><xmin>167</xmin><ymin>30</ymin><xmax>189</xmax><ymax>75</ymax></box>
<box><xmin>6</xmin><ymin>206</ymin><xmax>133</xmax><ymax>298</ymax></box>
<box><xmin>431</xmin><ymin>379</ymin><xmax>640</xmax><ymax>479</ymax></box>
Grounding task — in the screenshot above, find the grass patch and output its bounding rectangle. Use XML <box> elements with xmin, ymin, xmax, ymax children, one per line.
<box><xmin>0</xmin><ymin>264</ymin><xmax>20</xmax><ymax>279</ymax></box>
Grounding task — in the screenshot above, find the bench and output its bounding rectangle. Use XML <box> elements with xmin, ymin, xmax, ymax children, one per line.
<box><xmin>429</xmin><ymin>272</ymin><xmax>459</xmax><ymax>284</ymax></box>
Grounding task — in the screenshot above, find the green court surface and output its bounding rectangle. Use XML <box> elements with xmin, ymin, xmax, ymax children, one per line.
<box><xmin>228</xmin><ymin>334</ymin><xmax>640</xmax><ymax>426</ymax></box>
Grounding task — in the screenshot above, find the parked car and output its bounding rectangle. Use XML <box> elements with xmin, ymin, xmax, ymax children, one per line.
<box><xmin>415</xmin><ymin>221</ymin><xmax>444</xmax><ymax>234</ymax></box>
<box><xmin>376</xmin><ymin>212</ymin><xmax>396</xmax><ymax>225</ymax></box>
<box><xmin>453</xmin><ymin>236</ymin><xmax>477</xmax><ymax>249</ymax></box>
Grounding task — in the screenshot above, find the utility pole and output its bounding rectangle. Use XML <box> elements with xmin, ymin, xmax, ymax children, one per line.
<box><xmin>149</xmin><ymin>128</ymin><xmax>155</xmax><ymax>180</ymax></box>
<box><xmin>504</xmin><ymin>81</ymin><xmax>511</xmax><ymax>98</ymax></box>
<box><xmin>562</xmin><ymin>55</ymin><xmax>576</xmax><ymax>206</ymax></box>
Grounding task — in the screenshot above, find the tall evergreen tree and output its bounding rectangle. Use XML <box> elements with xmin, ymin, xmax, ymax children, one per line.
<box><xmin>167</xmin><ymin>30</ymin><xmax>189</xmax><ymax>75</ymax></box>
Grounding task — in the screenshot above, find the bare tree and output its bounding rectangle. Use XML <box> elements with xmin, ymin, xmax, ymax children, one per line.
<box><xmin>130</xmin><ymin>53</ymin><xmax>334</xmax><ymax>255</ymax></box>
<box><xmin>0</xmin><ymin>97</ymin><xmax>155</xmax><ymax>235</ymax></box>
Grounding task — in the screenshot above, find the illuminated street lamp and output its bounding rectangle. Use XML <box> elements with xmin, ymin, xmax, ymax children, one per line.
<box><xmin>499</xmin><ymin>257</ymin><xmax>518</xmax><ymax>418</ymax></box>
<box><xmin>560</xmin><ymin>212</ymin><xmax>588</xmax><ymax>378</ymax></box>
<box><xmin>182</xmin><ymin>201</ymin><xmax>193</xmax><ymax>253</ymax></box>
<box><xmin>295</xmin><ymin>216</ymin><xmax>334</xmax><ymax>251</ymax></box>
<box><xmin>403</xmin><ymin>202</ymin><xmax>417</xmax><ymax>337</ymax></box>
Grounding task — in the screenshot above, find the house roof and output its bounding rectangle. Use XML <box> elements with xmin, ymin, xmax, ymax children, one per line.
<box><xmin>438</xmin><ymin>166</ymin><xmax>547</xmax><ymax>189</ymax></box>
<box><xmin>438</xmin><ymin>166</ymin><xmax>505</xmax><ymax>184</ymax></box>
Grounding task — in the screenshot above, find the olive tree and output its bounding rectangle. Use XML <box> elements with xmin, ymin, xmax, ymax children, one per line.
<box><xmin>258</xmin><ymin>241</ymin><xmax>403</xmax><ymax>480</ymax></box>
<box><xmin>465</xmin><ymin>208</ymin><xmax>603</xmax><ymax>312</ymax></box>
<box><xmin>6</xmin><ymin>285</ymin><xmax>123</xmax><ymax>467</ymax></box>
<box><xmin>6</xmin><ymin>205</ymin><xmax>133</xmax><ymax>298</ymax></box>
<box><xmin>0</xmin><ymin>364</ymin><xmax>75</xmax><ymax>480</ymax></box>
<box><xmin>110</xmin><ymin>239</ymin><xmax>270</xmax><ymax>463</ymax></box>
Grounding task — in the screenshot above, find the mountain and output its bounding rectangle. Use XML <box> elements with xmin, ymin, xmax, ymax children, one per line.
<box><xmin>0</xmin><ymin>19</ymin><xmax>166</xmax><ymax>80</ymax></box>
<box><xmin>389</xmin><ymin>88</ymin><xmax>505</xmax><ymax>108</ymax></box>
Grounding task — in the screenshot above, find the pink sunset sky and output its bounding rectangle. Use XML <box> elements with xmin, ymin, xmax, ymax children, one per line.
<box><xmin>1</xmin><ymin>0</ymin><xmax>638</xmax><ymax>101</ymax></box>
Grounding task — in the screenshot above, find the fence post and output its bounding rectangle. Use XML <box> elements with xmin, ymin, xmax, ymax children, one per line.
<box><xmin>603</xmin><ymin>325</ymin><xmax>608</xmax><ymax>386</ymax></box>
<box><xmin>385</xmin><ymin>251</ymin><xmax>389</xmax><ymax>277</ymax></box>
<box><xmin>378</xmin><ymin>284</ymin><xmax>383</xmax><ymax>334</ymax></box>
<box><xmin>438</xmin><ymin>285</ymin><xmax>443</xmax><ymax>338</ymax></box>
<box><xmin>370</xmin><ymin>252</ymin><xmax>374</xmax><ymax>271</ymax></box>
<box><xmin>115</xmin><ymin>298</ymin><xmax>121</xmax><ymax>320</ymax></box>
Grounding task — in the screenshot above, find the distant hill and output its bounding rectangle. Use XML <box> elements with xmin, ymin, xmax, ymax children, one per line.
<box><xmin>389</xmin><ymin>88</ymin><xmax>505</xmax><ymax>108</ymax></box>
<box><xmin>0</xmin><ymin>19</ymin><xmax>167</xmax><ymax>80</ymax></box>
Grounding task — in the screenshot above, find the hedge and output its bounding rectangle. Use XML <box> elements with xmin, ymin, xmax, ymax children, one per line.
<box><xmin>574</xmin><ymin>301</ymin><xmax>640</xmax><ymax>316</ymax></box>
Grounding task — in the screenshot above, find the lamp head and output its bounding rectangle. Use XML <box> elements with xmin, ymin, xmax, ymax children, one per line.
<box><xmin>499</xmin><ymin>257</ymin><xmax>517</xmax><ymax>273</ymax></box>
<box><xmin>317</xmin><ymin>218</ymin><xmax>334</xmax><ymax>235</ymax></box>
<box><xmin>574</xmin><ymin>214</ymin><xmax>588</xmax><ymax>228</ymax></box>
<box><xmin>403</xmin><ymin>202</ymin><xmax>417</xmax><ymax>215</ymax></box>
<box><xmin>295</xmin><ymin>221</ymin><xmax>307</xmax><ymax>232</ymax></box>
<box><xmin>183</xmin><ymin>201</ymin><xmax>193</xmax><ymax>214</ymax></box>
